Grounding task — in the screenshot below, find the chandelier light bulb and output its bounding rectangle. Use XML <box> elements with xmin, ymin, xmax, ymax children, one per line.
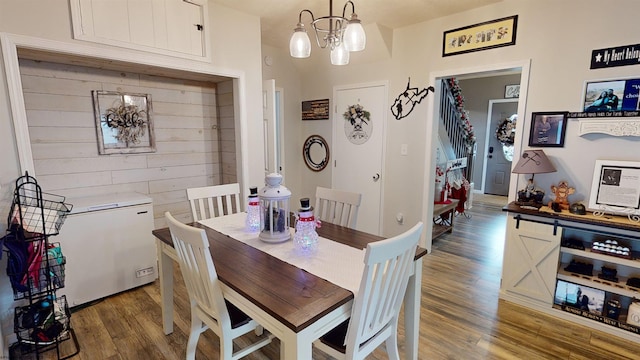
<box><xmin>330</xmin><ymin>41</ymin><xmax>350</xmax><ymax>65</ymax></box>
<box><xmin>344</xmin><ymin>14</ymin><xmax>366</xmax><ymax>51</ymax></box>
<box><xmin>289</xmin><ymin>23</ymin><xmax>311</xmax><ymax>58</ymax></box>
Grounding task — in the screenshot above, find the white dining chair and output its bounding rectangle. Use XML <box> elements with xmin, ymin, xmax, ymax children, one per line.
<box><xmin>314</xmin><ymin>186</ymin><xmax>362</xmax><ymax>229</ymax></box>
<box><xmin>164</xmin><ymin>212</ymin><xmax>273</xmax><ymax>360</ymax></box>
<box><xmin>314</xmin><ymin>221</ymin><xmax>424</xmax><ymax>360</ymax></box>
<box><xmin>187</xmin><ymin>183</ymin><xmax>242</xmax><ymax>221</ymax></box>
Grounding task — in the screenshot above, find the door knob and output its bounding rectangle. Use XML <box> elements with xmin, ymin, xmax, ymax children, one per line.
<box><xmin>488</xmin><ymin>155</ymin><xmax>493</xmax><ymax>159</ymax></box>
<box><xmin>373</xmin><ymin>173</ymin><xmax>380</xmax><ymax>181</ymax></box>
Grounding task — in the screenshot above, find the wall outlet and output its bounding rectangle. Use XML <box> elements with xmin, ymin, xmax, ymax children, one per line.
<box><xmin>136</xmin><ymin>267</ymin><xmax>155</xmax><ymax>278</ymax></box>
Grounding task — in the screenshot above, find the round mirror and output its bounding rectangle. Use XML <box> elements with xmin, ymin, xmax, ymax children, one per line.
<box><xmin>302</xmin><ymin>135</ymin><xmax>330</xmax><ymax>172</ymax></box>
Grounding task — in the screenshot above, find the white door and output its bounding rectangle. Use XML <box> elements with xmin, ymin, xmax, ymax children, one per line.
<box><xmin>333</xmin><ymin>83</ymin><xmax>386</xmax><ymax>235</ymax></box>
<box><xmin>263</xmin><ymin>79</ymin><xmax>277</xmax><ymax>174</ymax></box>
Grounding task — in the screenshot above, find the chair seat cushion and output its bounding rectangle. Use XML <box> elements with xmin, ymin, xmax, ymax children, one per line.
<box><xmin>225</xmin><ymin>300</ymin><xmax>252</xmax><ymax>329</ymax></box>
<box><xmin>319</xmin><ymin>319</ymin><xmax>349</xmax><ymax>353</ymax></box>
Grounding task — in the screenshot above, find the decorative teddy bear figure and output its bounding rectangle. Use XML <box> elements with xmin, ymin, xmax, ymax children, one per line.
<box><xmin>549</xmin><ymin>180</ymin><xmax>575</xmax><ymax>210</ymax></box>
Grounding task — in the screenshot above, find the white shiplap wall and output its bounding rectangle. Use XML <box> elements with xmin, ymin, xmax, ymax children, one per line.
<box><xmin>20</xmin><ymin>60</ymin><xmax>236</xmax><ymax>228</ymax></box>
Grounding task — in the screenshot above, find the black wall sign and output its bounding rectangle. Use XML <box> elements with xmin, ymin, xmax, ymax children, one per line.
<box><xmin>591</xmin><ymin>43</ymin><xmax>640</xmax><ymax>69</ymax></box>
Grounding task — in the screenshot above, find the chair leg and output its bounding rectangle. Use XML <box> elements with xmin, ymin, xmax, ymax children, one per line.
<box><xmin>186</xmin><ymin>313</ymin><xmax>203</xmax><ymax>360</ymax></box>
<box><xmin>385</xmin><ymin>330</ymin><xmax>401</xmax><ymax>360</ymax></box>
<box><xmin>220</xmin><ymin>334</ymin><xmax>234</xmax><ymax>360</ymax></box>
<box><xmin>254</xmin><ymin>325</ymin><xmax>264</xmax><ymax>336</ymax></box>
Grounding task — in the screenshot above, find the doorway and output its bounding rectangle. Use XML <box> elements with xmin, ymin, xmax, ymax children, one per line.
<box><xmin>420</xmin><ymin>60</ymin><xmax>531</xmax><ymax>253</ymax></box>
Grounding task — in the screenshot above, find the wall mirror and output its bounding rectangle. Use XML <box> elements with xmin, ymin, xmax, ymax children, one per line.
<box><xmin>303</xmin><ymin>135</ymin><xmax>330</xmax><ymax>171</ymax></box>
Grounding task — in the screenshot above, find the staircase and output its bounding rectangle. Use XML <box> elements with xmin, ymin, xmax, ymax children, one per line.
<box><xmin>438</xmin><ymin>78</ymin><xmax>475</xmax><ymax>182</ymax></box>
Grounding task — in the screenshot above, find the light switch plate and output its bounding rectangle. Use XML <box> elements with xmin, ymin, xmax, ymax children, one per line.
<box><xmin>400</xmin><ymin>144</ymin><xmax>408</xmax><ymax>156</ymax></box>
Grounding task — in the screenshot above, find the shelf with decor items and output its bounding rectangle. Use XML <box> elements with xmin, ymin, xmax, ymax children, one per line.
<box><xmin>501</xmin><ymin>202</ymin><xmax>640</xmax><ymax>343</ymax></box>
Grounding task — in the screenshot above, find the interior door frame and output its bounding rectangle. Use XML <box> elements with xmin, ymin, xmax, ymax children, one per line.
<box><xmin>332</xmin><ymin>81</ymin><xmax>388</xmax><ymax>235</ymax></box>
<box><xmin>481</xmin><ymin>98</ymin><xmax>519</xmax><ymax>193</ymax></box>
<box><xmin>420</xmin><ymin>60</ymin><xmax>531</xmax><ymax>252</ymax></box>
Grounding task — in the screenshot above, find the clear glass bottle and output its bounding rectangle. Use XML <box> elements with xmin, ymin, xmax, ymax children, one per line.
<box><xmin>293</xmin><ymin>198</ymin><xmax>320</xmax><ymax>255</ymax></box>
<box><xmin>245</xmin><ymin>186</ymin><xmax>261</xmax><ymax>232</ymax></box>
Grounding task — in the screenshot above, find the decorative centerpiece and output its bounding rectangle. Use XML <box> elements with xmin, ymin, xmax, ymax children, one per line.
<box><xmin>293</xmin><ymin>198</ymin><xmax>321</xmax><ymax>255</ymax></box>
<box><xmin>245</xmin><ymin>186</ymin><xmax>261</xmax><ymax>232</ymax></box>
<box><xmin>259</xmin><ymin>173</ymin><xmax>291</xmax><ymax>243</ymax></box>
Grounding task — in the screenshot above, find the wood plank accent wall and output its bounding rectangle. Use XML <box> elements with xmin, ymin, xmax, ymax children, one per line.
<box><xmin>19</xmin><ymin>59</ymin><xmax>236</xmax><ymax>229</ymax></box>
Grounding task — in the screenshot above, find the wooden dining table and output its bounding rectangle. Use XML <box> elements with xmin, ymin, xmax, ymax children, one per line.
<box><xmin>152</xmin><ymin>216</ymin><xmax>427</xmax><ymax>359</ymax></box>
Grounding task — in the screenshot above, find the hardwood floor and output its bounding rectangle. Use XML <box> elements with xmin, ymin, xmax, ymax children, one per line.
<box><xmin>15</xmin><ymin>202</ymin><xmax>639</xmax><ymax>359</ymax></box>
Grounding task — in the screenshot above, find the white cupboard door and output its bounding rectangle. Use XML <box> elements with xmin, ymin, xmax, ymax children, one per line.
<box><xmin>502</xmin><ymin>216</ymin><xmax>561</xmax><ymax>305</ymax></box>
<box><xmin>71</xmin><ymin>0</ymin><xmax>208</xmax><ymax>60</ymax></box>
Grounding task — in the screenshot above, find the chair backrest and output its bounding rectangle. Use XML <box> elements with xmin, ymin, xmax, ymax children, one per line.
<box><xmin>314</xmin><ymin>186</ymin><xmax>362</xmax><ymax>229</ymax></box>
<box><xmin>345</xmin><ymin>221</ymin><xmax>424</xmax><ymax>357</ymax></box>
<box><xmin>187</xmin><ymin>183</ymin><xmax>242</xmax><ymax>221</ymax></box>
<box><xmin>164</xmin><ymin>211</ymin><xmax>232</xmax><ymax>330</ymax></box>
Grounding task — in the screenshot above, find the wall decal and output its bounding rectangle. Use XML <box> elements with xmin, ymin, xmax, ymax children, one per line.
<box><xmin>391</xmin><ymin>78</ymin><xmax>434</xmax><ymax>120</ymax></box>
<box><xmin>343</xmin><ymin>104</ymin><xmax>372</xmax><ymax>145</ymax></box>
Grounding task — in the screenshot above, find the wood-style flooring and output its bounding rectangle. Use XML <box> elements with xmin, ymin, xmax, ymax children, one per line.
<box><xmin>13</xmin><ymin>201</ymin><xmax>640</xmax><ymax>359</ymax></box>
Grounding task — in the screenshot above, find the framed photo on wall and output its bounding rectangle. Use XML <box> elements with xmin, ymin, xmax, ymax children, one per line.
<box><xmin>528</xmin><ymin>111</ymin><xmax>568</xmax><ymax>147</ymax></box>
<box><xmin>582</xmin><ymin>78</ymin><xmax>640</xmax><ymax>113</ymax></box>
<box><xmin>588</xmin><ymin>159</ymin><xmax>640</xmax><ymax>216</ymax></box>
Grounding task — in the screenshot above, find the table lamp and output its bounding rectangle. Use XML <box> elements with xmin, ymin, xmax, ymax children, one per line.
<box><xmin>512</xmin><ymin>149</ymin><xmax>556</xmax><ymax>207</ymax></box>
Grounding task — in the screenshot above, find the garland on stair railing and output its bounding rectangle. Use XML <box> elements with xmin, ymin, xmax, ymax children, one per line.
<box><xmin>447</xmin><ymin>78</ymin><xmax>476</xmax><ymax>152</ymax></box>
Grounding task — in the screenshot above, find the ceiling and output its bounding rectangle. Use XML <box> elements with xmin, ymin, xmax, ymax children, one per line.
<box><xmin>213</xmin><ymin>0</ymin><xmax>503</xmax><ymax>48</ymax></box>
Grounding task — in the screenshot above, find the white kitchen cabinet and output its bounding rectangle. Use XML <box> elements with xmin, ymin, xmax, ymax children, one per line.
<box><xmin>69</xmin><ymin>0</ymin><xmax>210</xmax><ymax>61</ymax></box>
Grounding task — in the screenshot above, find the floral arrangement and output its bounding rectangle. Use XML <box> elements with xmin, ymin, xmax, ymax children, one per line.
<box><xmin>447</xmin><ymin>78</ymin><xmax>476</xmax><ymax>151</ymax></box>
<box><xmin>496</xmin><ymin>115</ymin><xmax>517</xmax><ymax>146</ymax></box>
<box><xmin>104</xmin><ymin>103</ymin><xmax>148</xmax><ymax>144</ymax></box>
<box><xmin>343</xmin><ymin>104</ymin><xmax>371</xmax><ymax>126</ymax></box>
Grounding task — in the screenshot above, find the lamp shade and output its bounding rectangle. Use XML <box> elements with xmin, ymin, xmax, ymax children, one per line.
<box><xmin>289</xmin><ymin>24</ymin><xmax>311</xmax><ymax>58</ymax></box>
<box><xmin>512</xmin><ymin>150</ymin><xmax>556</xmax><ymax>174</ymax></box>
<box><xmin>344</xmin><ymin>15</ymin><xmax>366</xmax><ymax>51</ymax></box>
<box><xmin>330</xmin><ymin>41</ymin><xmax>350</xmax><ymax>65</ymax></box>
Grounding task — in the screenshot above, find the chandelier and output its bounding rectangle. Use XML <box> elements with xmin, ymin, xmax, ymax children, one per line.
<box><xmin>289</xmin><ymin>0</ymin><xmax>366</xmax><ymax>65</ymax></box>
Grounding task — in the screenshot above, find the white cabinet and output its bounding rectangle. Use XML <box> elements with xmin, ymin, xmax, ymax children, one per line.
<box><xmin>501</xmin><ymin>203</ymin><xmax>640</xmax><ymax>343</ymax></box>
<box><xmin>69</xmin><ymin>0</ymin><xmax>210</xmax><ymax>61</ymax></box>
<box><xmin>57</xmin><ymin>193</ymin><xmax>157</xmax><ymax>307</ymax></box>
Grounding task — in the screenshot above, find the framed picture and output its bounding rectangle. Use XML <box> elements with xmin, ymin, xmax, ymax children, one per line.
<box><xmin>582</xmin><ymin>78</ymin><xmax>640</xmax><ymax>113</ymax></box>
<box><xmin>442</xmin><ymin>15</ymin><xmax>518</xmax><ymax>57</ymax></box>
<box><xmin>505</xmin><ymin>84</ymin><xmax>520</xmax><ymax>98</ymax></box>
<box><xmin>92</xmin><ymin>91</ymin><xmax>155</xmax><ymax>154</ymax></box>
<box><xmin>554</xmin><ymin>279</ymin><xmax>605</xmax><ymax>316</ymax></box>
<box><xmin>588</xmin><ymin>160</ymin><xmax>640</xmax><ymax>216</ymax></box>
<box><xmin>301</xmin><ymin>99</ymin><xmax>330</xmax><ymax>120</ymax></box>
<box><xmin>528</xmin><ymin>111</ymin><xmax>568</xmax><ymax>147</ymax></box>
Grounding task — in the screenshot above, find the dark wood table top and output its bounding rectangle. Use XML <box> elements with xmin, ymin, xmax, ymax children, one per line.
<box><xmin>153</xmin><ymin>220</ymin><xmax>427</xmax><ymax>333</ymax></box>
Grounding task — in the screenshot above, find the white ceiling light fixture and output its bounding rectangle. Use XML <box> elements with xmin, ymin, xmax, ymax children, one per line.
<box><xmin>289</xmin><ymin>0</ymin><xmax>366</xmax><ymax>66</ymax></box>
